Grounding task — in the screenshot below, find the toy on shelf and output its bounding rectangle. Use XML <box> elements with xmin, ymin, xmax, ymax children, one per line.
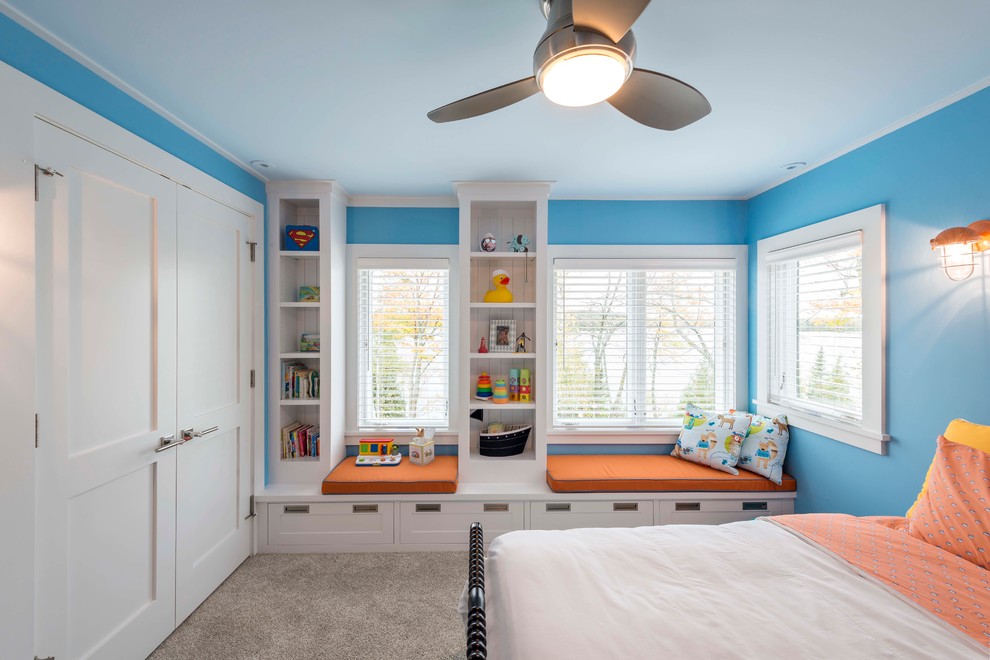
<box><xmin>519</xmin><ymin>368</ymin><xmax>532</xmax><ymax>402</ymax></box>
<box><xmin>409</xmin><ymin>427</ymin><xmax>436</xmax><ymax>466</ymax></box>
<box><xmin>492</xmin><ymin>379</ymin><xmax>509</xmax><ymax>404</ymax></box>
<box><xmin>480</xmin><ymin>232</ymin><xmax>496</xmax><ymax>252</ymax></box>
<box><xmin>298</xmin><ymin>286</ymin><xmax>320</xmax><ymax>302</ymax></box>
<box><xmin>356</xmin><ymin>438</ymin><xmax>401</xmax><ymax>466</ymax></box>
<box><xmin>483</xmin><ymin>269</ymin><xmax>513</xmax><ymax>303</ymax></box>
<box><xmin>299</xmin><ymin>333</ymin><xmax>320</xmax><ymax>352</ymax></box>
<box><xmin>285</xmin><ymin>225</ymin><xmax>319</xmax><ymax>251</ymax></box>
<box><xmin>515</xmin><ymin>332</ymin><xmax>531</xmax><ymax>353</ymax></box>
<box><xmin>478</xmin><ymin>337</ymin><xmax>489</xmax><ymax>353</ymax></box>
<box><xmin>476</xmin><ymin>372</ymin><xmax>493</xmax><ymax>399</ymax></box>
<box><xmin>508</xmin><ymin>368</ymin><xmax>520</xmax><ymax>402</ymax></box>
<box><xmin>507</xmin><ymin>234</ymin><xmax>530</xmax><ymax>252</ymax></box>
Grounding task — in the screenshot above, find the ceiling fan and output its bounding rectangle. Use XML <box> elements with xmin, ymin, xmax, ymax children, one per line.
<box><xmin>427</xmin><ymin>0</ymin><xmax>711</xmax><ymax>130</ymax></box>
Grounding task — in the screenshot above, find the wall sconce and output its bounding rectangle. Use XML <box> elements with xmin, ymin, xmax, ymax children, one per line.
<box><xmin>930</xmin><ymin>220</ymin><xmax>990</xmax><ymax>281</ymax></box>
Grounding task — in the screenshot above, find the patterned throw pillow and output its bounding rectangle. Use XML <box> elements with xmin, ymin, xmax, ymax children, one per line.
<box><xmin>733</xmin><ymin>411</ymin><xmax>790</xmax><ymax>485</ymax></box>
<box><xmin>672</xmin><ymin>404</ymin><xmax>752</xmax><ymax>475</ymax></box>
<box><xmin>908</xmin><ymin>435</ymin><xmax>990</xmax><ymax>570</ymax></box>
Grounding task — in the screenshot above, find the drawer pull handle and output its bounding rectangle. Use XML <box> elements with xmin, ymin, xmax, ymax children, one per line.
<box><xmin>352</xmin><ymin>504</ymin><xmax>379</xmax><ymax>514</ymax></box>
<box><xmin>284</xmin><ymin>505</ymin><xmax>309</xmax><ymax>514</ymax></box>
<box><xmin>613</xmin><ymin>502</ymin><xmax>638</xmax><ymax>512</ymax></box>
<box><xmin>415</xmin><ymin>503</ymin><xmax>442</xmax><ymax>513</ymax></box>
<box><xmin>675</xmin><ymin>502</ymin><xmax>701</xmax><ymax>511</ymax></box>
<box><xmin>546</xmin><ymin>503</ymin><xmax>571</xmax><ymax>512</ymax></box>
<box><xmin>742</xmin><ymin>501</ymin><xmax>768</xmax><ymax>511</ymax></box>
<box><xmin>484</xmin><ymin>503</ymin><xmax>509</xmax><ymax>513</ymax></box>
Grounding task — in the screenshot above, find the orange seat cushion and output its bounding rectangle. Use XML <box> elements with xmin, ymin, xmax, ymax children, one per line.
<box><xmin>322</xmin><ymin>455</ymin><xmax>458</xmax><ymax>495</ymax></box>
<box><xmin>546</xmin><ymin>455</ymin><xmax>797</xmax><ymax>493</ymax></box>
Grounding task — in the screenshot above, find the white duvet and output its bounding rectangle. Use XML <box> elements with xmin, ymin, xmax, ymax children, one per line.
<box><xmin>474</xmin><ymin>519</ymin><xmax>984</xmax><ymax>659</ymax></box>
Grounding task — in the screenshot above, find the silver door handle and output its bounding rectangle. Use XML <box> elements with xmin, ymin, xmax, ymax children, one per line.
<box><xmin>155</xmin><ymin>434</ymin><xmax>185</xmax><ymax>453</ymax></box>
<box><xmin>182</xmin><ymin>426</ymin><xmax>219</xmax><ymax>441</ymax></box>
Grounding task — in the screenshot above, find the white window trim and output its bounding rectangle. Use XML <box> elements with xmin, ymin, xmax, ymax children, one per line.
<box><xmin>346</xmin><ymin>244</ymin><xmax>460</xmax><ymax>434</ymax></box>
<box><xmin>756</xmin><ymin>205</ymin><xmax>888</xmax><ymax>454</ymax></box>
<box><xmin>546</xmin><ymin>244</ymin><xmax>748</xmax><ymax>443</ymax></box>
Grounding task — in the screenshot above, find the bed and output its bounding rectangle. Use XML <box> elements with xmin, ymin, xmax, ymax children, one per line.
<box><xmin>463</xmin><ymin>514</ymin><xmax>989</xmax><ymax>659</ymax></box>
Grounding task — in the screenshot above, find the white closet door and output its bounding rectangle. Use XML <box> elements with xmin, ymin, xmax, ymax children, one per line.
<box><xmin>175</xmin><ymin>187</ymin><xmax>253</xmax><ymax>623</ymax></box>
<box><xmin>34</xmin><ymin>121</ymin><xmax>178</xmax><ymax>660</ymax></box>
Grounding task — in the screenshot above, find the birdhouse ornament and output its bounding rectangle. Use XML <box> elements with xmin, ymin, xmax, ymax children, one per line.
<box><xmin>483</xmin><ymin>269</ymin><xmax>513</xmax><ymax>303</ymax></box>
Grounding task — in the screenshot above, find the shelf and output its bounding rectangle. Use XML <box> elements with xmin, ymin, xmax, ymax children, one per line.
<box><xmin>469</xmin><ymin>252</ymin><xmax>534</xmax><ymax>259</ymax></box>
<box><xmin>470</xmin><ymin>445</ymin><xmax>536</xmax><ymax>462</ymax></box>
<box><xmin>280</xmin><ymin>399</ymin><xmax>320</xmax><ymax>406</ymax></box>
<box><xmin>279</xmin><ymin>456</ymin><xmax>321</xmax><ymax>462</ymax></box>
<box><xmin>470</xmin><ymin>352</ymin><xmax>536</xmax><ymax>359</ymax></box>
<box><xmin>280</xmin><ymin>302</ymin><xmax>320</xmax><ymax>308</ymax></box>
<box><xmin>279</xmin><ymin>251</ymin><xmax>319</xmax><ymax>259</ymax></box>
<box><xmin>469</xmin><ymin>302</ymin><xmax>537</xmax><ymax>309</ymax></box>
<box><xmin>280</xmin><ymin>352</ymin><xmax>320</xmax><ymax>358</ymax></box>
<box><xmin>469</xmin><ymin>401</ymin><xmax>536</xmax><ymax>410</ymax></box>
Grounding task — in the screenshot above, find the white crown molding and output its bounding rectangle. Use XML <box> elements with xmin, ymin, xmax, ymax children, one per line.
<box><xmin>348</xmin><ymin>195</ymin><xmax>458</xmax><ymax>208</ymax></box>
<box><xmin>0</xmin><ymin>0</ymin><xmax>266</xmax><ymax>182</ymax></box>
<box><xmin>746</xmin><ymin>75</ymin><xmax>990</xmax><ymax>199</ymax></box>
<box><xmin>553</xmin><ymin>195</ymin><xmax>746</xmax><ymax>202</ymax></box>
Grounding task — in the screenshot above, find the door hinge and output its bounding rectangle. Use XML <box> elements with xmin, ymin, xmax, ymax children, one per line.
<box><xmin>246</xmin><ymin>241</ymin><xmax>257</xmax><ymax>262</ymax></box>
<box><xmin>34</xmin><ymin>164</ymin><xmax>63</xmax><ymax>201</ymax></box>
<box><xmin>35</xmin><ymin>413</ymin><xmax>39</xmax><ymax>448</ymax></box>
<box><xmin>250</xmin><ymin>369</ymin><xmax>256</xmax><ymax>388</ymax></box>
<box><xmin>245</xmin><ymin>494</ymin><xmax>257</xmax><ymax>520</ymax></box>
<box><xmin>35</xmin><ymin>656</ymin><xmax>56</xmax><ymax>660</ymax></box>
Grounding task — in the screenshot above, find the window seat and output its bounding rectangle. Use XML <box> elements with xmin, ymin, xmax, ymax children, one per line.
<box><xmin>321</xmin><ymin>455</ymin><xmax>458</xmax><ymax>495</ymax></box>
<box><xmin>546</xmin><ymin>455</ymin><xmax>797</xmax><ymax>493</ymax></box>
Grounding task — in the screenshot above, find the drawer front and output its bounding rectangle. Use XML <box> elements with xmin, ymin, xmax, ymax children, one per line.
<box><xmin>399</xmin><ymin>501</ymin><xmax>524</xmax><ymax>545</ymax></box>
<box><xmin>661</xmin><ymin>498</ymin><xmax>785</xmax><ymax>525</ymax></box>
<box><xmin>529</xmin><ymin>500</ymin><xmax>655</xmax><ymax>530</ymax></box>
<box><xmin>267</xmin><ymin>502</ymin><xmax>394</xmax><ymax>546</ymax></box>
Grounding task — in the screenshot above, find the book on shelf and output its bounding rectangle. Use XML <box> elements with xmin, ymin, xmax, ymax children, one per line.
<box><xmin>281</xmin><ymin>421</ymin><xmax>320</xmax><ymax>459</ymax></box>
<box><xmin>281</xmin><ymin>361</ymin><xmax>320</xmax><ymax>399</ymax></box>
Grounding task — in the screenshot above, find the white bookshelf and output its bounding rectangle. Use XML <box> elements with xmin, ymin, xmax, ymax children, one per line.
<box><xmin>456</xmin><ymin>182</ymin><xmax>551</xmax><ymax>486</ymax></box>
<box><xmin>264</xmin><ymin>180</ymin><xmax>348</xmax><ymax>489</ymax></box>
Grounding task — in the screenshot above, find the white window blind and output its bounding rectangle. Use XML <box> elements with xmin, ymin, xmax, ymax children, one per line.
<box><xmin>358</xmin><ymin>259</ymin><xmax>450</xmax><ymax>428</ymax></box>
<box><xmin>553</xmin><ymin>261</ymin><xmax>736</xmax><ymax>428</ymax></box>
<box><xmin>767</xmin><ymin>232</ymin><xmax>863</xmax><ymax>423</ymax></box>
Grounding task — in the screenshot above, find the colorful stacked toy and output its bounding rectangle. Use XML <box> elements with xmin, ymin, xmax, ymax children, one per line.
<box><xmin>519</xmin><ymin>369</ymin><xmax>532</xmax><ymax>402</ymax></box>
<box><xmin>492</xmin><ymin>379</ymin><xmax>509</xmax><ymax>404</ymax></box>
<box><xmin>476</xmin><ymin>372</ymin><xmax>493</xmax><ymax>399</ymax></box>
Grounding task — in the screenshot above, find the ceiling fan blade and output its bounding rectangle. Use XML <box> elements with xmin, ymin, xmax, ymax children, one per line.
<box><xmin>572</xmin><ymin>0</ymin><xmax>650</xmax><ymax>43</ymax></box>
<box><xmin>607</xmin><ymin>68</ymin><xmax>711</xmax><ymax>130</ymax></box>
<box><xmin>428</xmin><ymin>76</ymin><xmax>540</xmax><ymax>123</ymax></box>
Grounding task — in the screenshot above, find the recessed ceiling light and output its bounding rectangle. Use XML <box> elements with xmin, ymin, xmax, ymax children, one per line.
<box><xmin>250</xmin><ymin>160</ymin><xmax>273</xmax><ymax>170</ymax></box>
<box><xmin>782</xmin><ymin>162</ymin><xmax>807</xmax><ymax>171</ymax></box>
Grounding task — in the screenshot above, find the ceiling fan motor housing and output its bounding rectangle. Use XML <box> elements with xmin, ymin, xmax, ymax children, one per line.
<box><xmin>534</xmin><ymin>0</ymin><xmax>637</xmax><ymax>90</ymax></box>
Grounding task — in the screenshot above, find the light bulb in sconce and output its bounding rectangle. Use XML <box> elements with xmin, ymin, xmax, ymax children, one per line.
<box><xmin>930</xmin><ymin>226</ymin><xmax>980</xmax><ymax>281</ymax></box>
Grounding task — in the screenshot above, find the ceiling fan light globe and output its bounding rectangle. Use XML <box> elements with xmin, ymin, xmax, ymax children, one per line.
<box><xmin>539</xmin><ymin>50</ymin><xmax>630</xmax><ymax>107</ymax></box>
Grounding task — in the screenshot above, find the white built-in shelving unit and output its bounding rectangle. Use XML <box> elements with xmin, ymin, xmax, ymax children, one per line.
<box><xmin>456</xmin><ymin>182</ymin><xmax>551</xmax><ymax>486</ymax></box>
<box><xmin>264</xmin><ymin>181</ymin><xmax>347</xmax><ymax>489</ymax></box>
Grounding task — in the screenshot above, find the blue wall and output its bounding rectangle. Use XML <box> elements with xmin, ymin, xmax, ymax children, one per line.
<box><xmin>0</xmin><ymin>12</ymin><xmax>265</xmax><ymax>203</ymax></box>
<box><xmin>347</xmin><ymin>200</ymin><xmax>747</xmax><ymax>245</ymax></box>
<box><xmin>748</xmin><ymin>86</ymin><xmax>990</xmax><ymax>516</ymax></box>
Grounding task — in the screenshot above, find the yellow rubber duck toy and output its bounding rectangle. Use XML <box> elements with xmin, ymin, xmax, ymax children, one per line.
<box><xmin>483</xmin><ymin>269</ymin><xmax>513</xmax><ymax>303</ymax></box>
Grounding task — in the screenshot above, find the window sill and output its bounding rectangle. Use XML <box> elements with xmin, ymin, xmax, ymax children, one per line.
<box><xmin>547</xmin><ymin>428</ymin><xmax>681</xmax><ymax>444</ymax></box>
<box><xmin>753</xmin><ymin>400</ymin><xmax>889</xmax><ymax>455</ymax></box>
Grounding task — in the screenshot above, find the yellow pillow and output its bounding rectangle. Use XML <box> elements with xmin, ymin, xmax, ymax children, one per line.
<box><xmin>906</xmin><ymin>419</ymin><xmax>990</xmax><ymax>516</ymax></box>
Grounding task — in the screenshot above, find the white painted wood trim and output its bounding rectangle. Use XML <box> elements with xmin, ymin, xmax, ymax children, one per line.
<box><xmin>756</xmin><ymin>205</ymin><xmax>887</xmax><ymax>453</ymax></box>
<box><xmin>348</xmin><ymin>195</ymin><xmax>457</xmax><ymax>208</ymax></box>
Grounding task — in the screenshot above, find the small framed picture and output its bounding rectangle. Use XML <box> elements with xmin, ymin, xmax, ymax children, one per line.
<box><xmin>298</xmin><ymin>286</ymin><xmax>320</xmax><ymax>302</ymax></box>
<box><xmin>489</xmin><ymin>320</ymin><xmax>516</xmax><ymax>353</ymax></box>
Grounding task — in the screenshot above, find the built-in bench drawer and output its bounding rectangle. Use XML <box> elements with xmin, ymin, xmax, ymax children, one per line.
<box><xmin>267</xmin><ymin>502</ymin><xmax>394</xmax><ymax>546</ymax></box>
<box><xmin>659</xmin><ymin>498</ymin><xmax>786</xmax><ymax>525</ymax></box>
<box><xmin>398</xmin><ymin>501</ymin><xmax>524</xmax><ymax>545</ymax></box>
<box><xmin>529</xmin><ymin>500</ymin><xmax>655</xmax><ymax>530</ymax></box>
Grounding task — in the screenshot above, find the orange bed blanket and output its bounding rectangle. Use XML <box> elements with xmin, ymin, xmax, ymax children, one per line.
<box><xmin>772</xmin><ymin>513</ymin><xmax>990</xmax><ymax>648</ymax></box>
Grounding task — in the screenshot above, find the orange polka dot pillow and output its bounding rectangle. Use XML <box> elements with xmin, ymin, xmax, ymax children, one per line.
<box><xmin>908</xmin><ymin>435</ymin><xmax>990</xmax><ymax>570</ymax></box>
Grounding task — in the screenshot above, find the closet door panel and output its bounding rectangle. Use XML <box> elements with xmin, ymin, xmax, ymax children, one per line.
<box><xmin>34</xmin><ymin>120</ymin><xmax>178</xmax><ymax>660</ymax></box>
<box><xmin>175</xmin><ymin>187</ymin><xmax>253</xmax><ymax>624</ymax></box>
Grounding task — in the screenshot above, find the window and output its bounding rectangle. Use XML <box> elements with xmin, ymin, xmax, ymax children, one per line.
<box><xmin>553</xmin><ymin>258</ymin><xmax>738</xmax><ymax>428</ymax></box>
<box><xmin>357</xmin><ymin>258</ymin><xmax>450</xmax><ymax>429</ymax></box>
<box><xmin>757</xmin><ymin>205</ymin><xmax>887</xmax><ymax>453</ymax></box>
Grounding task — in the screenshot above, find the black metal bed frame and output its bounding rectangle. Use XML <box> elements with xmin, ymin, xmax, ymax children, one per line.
<box><xmin>466</xmin><ymin>522</ymin><xmax>487</xmax><ymax>659</ymax></box>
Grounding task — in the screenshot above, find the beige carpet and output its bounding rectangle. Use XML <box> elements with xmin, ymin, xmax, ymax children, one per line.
<box><xmin>150</xmin><ymin>552</ymin><xmax>467</xmax><ymax>660</ymax></box>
